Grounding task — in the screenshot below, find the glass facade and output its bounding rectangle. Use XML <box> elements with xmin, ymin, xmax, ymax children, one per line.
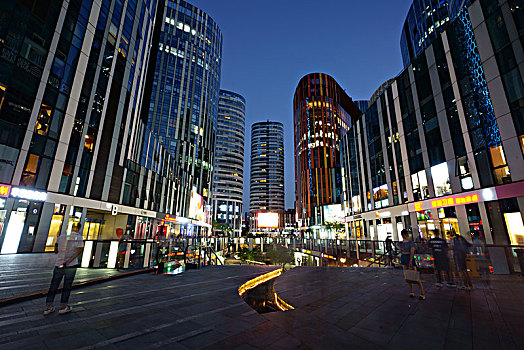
<box><xmin>212</xmin><ymin>90</ymin><xmax>245</xmax><ymax>237</ymax></box>
<box><xmin>0</xmin><ymin>0</ymin><xmax>191</xmax><ymax>254</ymax></box>
<box><xmin>143</xmin><ymin>0</ymin><xmax>222</xmax><ymax>219</ymax></box>
<box><xmin>341</xmin><ymin>0</ymin><xmax>524</xmax><ymax>246</ymax></box>
<box><xmin>249</xmin><ymin>121</ymin><xmax>285</xmax><ymax>214</ymax></box>
<box><xmin>293</xmin><ymin>73</ymin><xmax>363</xmax><ymax>229</ymax></box>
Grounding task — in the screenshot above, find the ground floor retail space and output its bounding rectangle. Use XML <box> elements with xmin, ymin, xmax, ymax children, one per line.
<box><xmin>344</xmin><ymin>182</ymin><xmax>524</xmax><ymax>245</ymax></box>
<box><xmin>0</xmin><ymin>184</ymin><xmax>211</xmax><ymax>254</ymax></box>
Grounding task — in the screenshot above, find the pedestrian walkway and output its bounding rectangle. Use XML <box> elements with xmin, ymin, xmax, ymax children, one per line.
<box><xmin>0</xmin><ymin>253</ymin><xmax>149</xmax><ymax>303</ymax></box>
<box><xmin>1</xmin><ymin>265</ymin><xmax>523</xmax><ymax>349</ymax></box>
<box><xmin>269</xmin><ymin>267</ymin><xmax>524</xmax><ymax>349</ymax></box>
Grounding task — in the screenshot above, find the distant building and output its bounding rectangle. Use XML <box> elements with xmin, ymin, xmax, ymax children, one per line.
<box><xmin>293</xmin><ymin>73</ymin><xmax>362</xmax><ymax>237</ymax></box>
<box><xmin>249</xmin><ymin>120</ymin><xmax>285</xmax><ymax>214</ymax></box>
<box><xmin>212</xmin><ymin>90</ymin><xmax>246</xmax><ymax>237</ymax></box>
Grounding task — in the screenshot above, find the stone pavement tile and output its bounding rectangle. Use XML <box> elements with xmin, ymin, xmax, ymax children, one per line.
<box><xmin>347</xmin><ymin>327</ymin><xmax>394</xmax><ymax>347</ymax></box>
<box><xmin>179</xmin><ymin>329</ymin><xmax>227</xmax><ymax>349</ymax></box>
<box><xmin>245</xmin><ymin>326</ymin><xmax>290</xmax><ymax>348</ymax></box>
<box><xmin>290</xmin><ymin>324</ymin><xmax>383</xmax><ymax>350</ymax></box>
<box><xmin>115</xmin><ymin>331</ymin><xmax>175</xmax><ymax>349</ymax></box>
<box><xmin>0</xmin><ymin>334</ymin><xmax>51</xmax><ymax>350</ymax></box>
<box><xmin>444</xmin><ymin>339</ymin><xmax>472</xmax><ymax>350</ymax></box>
<box><xmin>43</xmin><ymin>329</ymin><xmax>107</xmax><ymax>350</ymax></box>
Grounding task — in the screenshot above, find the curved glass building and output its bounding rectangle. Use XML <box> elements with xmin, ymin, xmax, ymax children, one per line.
<box><xmin>143</xmin><ymin>0</ymin><xmax>222</xmax><ymax>219</ymax></box>
<box><xmin>400</xmin><ymin>0</ymin><xmax>450</xmax><ymax>67</ymax></box>
<box><xmin>293</xmin><ymin>73</ymin><xmax>362</xmax><ymax>231</ymax></box>
<box><xmin>249</xmin><ymin>121</ymin><xmax>285</xmax><ymax>213</ymax></box>
<box><xmin>212</xmin><ymin>90</ymin><xmax>246</xmax><ymax>237</ymax></box>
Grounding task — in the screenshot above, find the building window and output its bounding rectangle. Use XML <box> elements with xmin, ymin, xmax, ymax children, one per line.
<box><xmin>411</xmin><ymin>170</ymin><xmax>429</xmax><ymax>201</ymax></box>
<box><xmin>456</xmin><ymin>156</ymin><xmax>474</xmax><ymax>190</ymax></box>
<box><xmin>489</xmin><ymin>145</ymin><xmax>511</xmax><ymax>184</ymax></box>
<box><xmin>431</xmin><ymin>162</ymin><xmax>451</xmax><ymax>197</ymax></box>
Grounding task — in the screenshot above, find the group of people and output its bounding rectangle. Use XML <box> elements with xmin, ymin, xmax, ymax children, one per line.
<box><xmin>396</xmin><ymin>228</ymin><xmax>474</xmax><ymax>300</ymax></box>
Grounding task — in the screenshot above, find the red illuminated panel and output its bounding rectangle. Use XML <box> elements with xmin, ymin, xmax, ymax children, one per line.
<box><xmin>0</xmin><ymin>184</ymin><xmax>10</xmax><ymax>197</ymax></box>
<box><xmin>431</xmin><ymin>194</ymin><xmax>479</xmax><ymax>208</ymax></box>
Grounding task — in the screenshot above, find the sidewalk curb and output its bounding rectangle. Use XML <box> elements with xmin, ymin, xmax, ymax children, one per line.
<box><xmin>0</xmin><ymin>268</ymin><xmax>154</xmax><ymax>307</ymax></box>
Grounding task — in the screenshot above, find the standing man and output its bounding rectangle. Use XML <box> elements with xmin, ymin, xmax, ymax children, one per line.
<box><xmin>428</xmin><ymin>230</ymin><xmax>454</xmax><ymax>287</ymax></box>
<box><xmin>385</xmin><ymin>235</ymin><xmax>394</xmax><ymax>266</ymax></box>
<box><xmin>453</xmin><ymin>232</ymin><xmax>473</xmax><ymax>290</ymax></box>
<box><xmin>43</xmin><ymin>224</ymin><xmax>84</xmax><ymax>315</ymax></box>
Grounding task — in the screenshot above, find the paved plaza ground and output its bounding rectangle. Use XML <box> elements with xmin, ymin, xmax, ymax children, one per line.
<box><xmin>0</xmin><ymin>264</ymin><xmax>523</xmax><ymax>349</ymax></box>
<box><xmin>0</xmin><ymin>253</ymin><xmax>147</xmax><ymax>302</ymax></box>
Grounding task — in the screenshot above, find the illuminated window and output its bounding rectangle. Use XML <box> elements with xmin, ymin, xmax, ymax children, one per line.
<box><xmin>489</xmin><ymin>146</ymin><xmax>511</xmax><ymax>184</ymax></box>
<box><xmin>35</xmin><ymin>104</ymin><xmax>52</xmax><ymax>136</ymax></box>
<box><xmin>431</xmin><ymin>162</ymin><xmax>451</xmax><ymax>197</ymax></box>
<box><xmin>21</xmin><ymin>154</ymin><xmax>39</xmax><ymax>186</ymax></box>
<box><xmin>411</xmin><ymin>170</ymin><xmax>428</xmax><ymax>201</ymax></box>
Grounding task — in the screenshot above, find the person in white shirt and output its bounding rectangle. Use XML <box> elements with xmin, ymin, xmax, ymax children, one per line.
<box><xmin>43</xmin><ymin>224</ymin><xmax>84</xmax><ymax>315</ymax></box>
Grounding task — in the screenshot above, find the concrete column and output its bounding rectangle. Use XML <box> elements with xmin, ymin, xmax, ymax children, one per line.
<box><xmin>478</xmin><ymin>202</ymin><xmax>494</xmax><ymax>244</ymax></box>
<box><xmin>455</xmin><ymin>205</ymin><xmax>471</xmax><ymax>242</ymax></box>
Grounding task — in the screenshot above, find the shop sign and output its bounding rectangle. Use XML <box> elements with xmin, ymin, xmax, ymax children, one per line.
<box><xmin>0</xmin><ymin>184</ymin><xmax>10</xmax><ymax>197</ymax></box>
<box><xmin>411</xmin><ymin>191</ymin><xmax>481</xmax><ymax>212</ymax></box>
<box><xmin>10</xmin><ymin>187</ymin><xmax>47</xmax><ymax>202</ymax></box>
<box><xmin>164</xmin><ymin>214</ymin><xmax>177</xmax><ymax>223</ymax></box>
<box><xmin>0</xmin><ymin>197</ymin><xmax>5</xmax><ymax>209</ymax></box>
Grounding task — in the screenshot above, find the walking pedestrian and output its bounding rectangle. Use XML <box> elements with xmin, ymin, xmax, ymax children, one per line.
<box><xmin>399</xmin><ymin>229</ymin><xmax>425</xmax><ymax>300</ymax></box>
<box><xmin>453</xmin><ymin>231</ymin><xmax>473</xmax><ymax>290</ymax></box>
<box><xmin>385</xmin><ymin>235</ymin><xmax>394</xmax><ymax>266</ymax></box>
<box><xmin>117</xmin><ymin>230</ymin><xmax>132</xmax><ymax>270</ymax></box>
<box><xmin>43</xmin><ymin>224</ymin><xmax>84</xmax><ymax>315</ymax></box>
<box><xmin>428</xmin><ymin>229</ymin><xmax>454</xmax><ymax>287</ymax></box>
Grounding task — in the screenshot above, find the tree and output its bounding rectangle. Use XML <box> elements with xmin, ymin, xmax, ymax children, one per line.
<box><xmin>325</xmin><ymin>221</ymin><xmax>345</xmax><ymax>239</ymax></box>
<box><xmin>265</xmin><ymin>244</ymin><xmax>294</xmax><ymax>270</ymax></box>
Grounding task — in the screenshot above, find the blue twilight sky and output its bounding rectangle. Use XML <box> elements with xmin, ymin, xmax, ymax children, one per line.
<box><xmin>189</xmin><ymin>0</ymin><xmax>413</xmax><ymax>210</ymax></box>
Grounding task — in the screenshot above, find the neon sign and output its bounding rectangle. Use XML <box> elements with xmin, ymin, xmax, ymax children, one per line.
<box><xmin>0</xmin><ymin>184</ymin><xmax>10</xmax><ymax>197</ymax></box>
<box><xmin>431</xmin><ymin>194</ymin><xmax>479</xmax><ymax>208</ymax></box>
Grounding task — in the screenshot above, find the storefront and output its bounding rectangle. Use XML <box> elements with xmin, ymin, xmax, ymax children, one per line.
<box><xmin>408</xmin><ymin>183</ymin><xmax>524</xmax><ymax>245</ymax></box>
<box><xmin>0</xmin><ymin>186</ymin><xmax>47</xmax><ymax>254</ymax></box>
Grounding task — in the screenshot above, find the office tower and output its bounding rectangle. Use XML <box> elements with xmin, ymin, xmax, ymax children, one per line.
<box><xmin>340</xmin><ymin>0</ymin><xmax>524</xmax><ymax>247</ymax></box>
<box><xmin>249</xmin><ymin>121</ymin><xmax>285</xmax><ymax>215</ymax></box>
<box><xmin>0</xmin><ymin>0</ymin><xmax>168</xmax><ymax>254</ymax></box>
<box><xmin>143</xmin><ymin>0</ymin><xmax>223</xmax><ymax>224</ymax></box>
<box><xmin>293</xmin><ymin>73</ymin><xmax>362</xmax><ymax>235</ymax></box>
<box><xmin>400</xmin><ymin>0</ymin><xmax>451</xmax><ymax>68</ymax></box>
<box><xmin>212</xmin><ymin>90</ymin><xmax>246</xmax><ymax>237</ymax></box>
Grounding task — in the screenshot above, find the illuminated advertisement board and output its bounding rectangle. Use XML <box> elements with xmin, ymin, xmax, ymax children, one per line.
<box><xmin>189</xmin><ymin>191</ymin><xmax>205</xmax><ymax>222</ymax></box>
<box><xmin>0</xmin><ymin>184</ymin><xmax>11</xmax><ymax>197</ymax></box>
<box><xmin>323</xmin><ymin>204</ymin><xmax>344</xmax><ymax>223</ymax></box>
<box><xmin>257</xmin><ymin>212</ymin><xmax>279</xmax><ymax>228</ymax></box>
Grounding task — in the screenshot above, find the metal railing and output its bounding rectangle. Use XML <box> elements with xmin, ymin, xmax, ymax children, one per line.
<box><xmin>219</xmin><ymin>237</ymin><xmax>524</xmax><ymax>275</ymax></box>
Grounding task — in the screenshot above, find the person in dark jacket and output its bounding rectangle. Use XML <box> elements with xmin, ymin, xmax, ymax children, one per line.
<box><xmin>428</xmin><ymin>230</ymin><xmax>455</xmax><ymax>287</ymax></box>
<box><xmin>453</xmin><ymin>232</ymin><xmax>473</xmax><ymax>290</ymax></box>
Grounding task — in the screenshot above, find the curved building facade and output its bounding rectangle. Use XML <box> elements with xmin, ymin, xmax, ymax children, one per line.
<box><xmin>293</xmin><ymin>73</ymin><xmax>362</xmax><ymax>230</ymax></box>
<box><xmin>249</xmin><ymin>121</ymin><xmax>285</xmax><ymax>213</ymax></box>
<box><xmin>212</xmin><ymin>90</ymin><xmax>246</xmax><ymax>237</ymax></box>
<box><xmin>143</xmin><ymin>0</ymin><xmax>222</xmax><ymax>219</ymax></box>
<box><xmin>400</xmin><ymin>0</ymin><xmax>450</xmax><ymax>67</ymax></box>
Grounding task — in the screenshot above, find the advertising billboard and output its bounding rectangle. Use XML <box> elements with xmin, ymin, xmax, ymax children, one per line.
<box><xmin>323</xmin><ymin>204</ymin><xmax>344</xmax><ymax>223</ymax></box>
<box><xmin>257</xmin><ymin>212</ymin><xmax>279</xmax><ymax>228</ymax></box>
<box><xmin>189</xmin><ymin>191</ymin><xmax>205</xmax><ymax>222</ymax></box>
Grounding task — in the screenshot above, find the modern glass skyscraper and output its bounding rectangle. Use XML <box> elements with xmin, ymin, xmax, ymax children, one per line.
<box><xmin>293</xmin><ymin>73</ymin><xmax>362</xmax><ymax>233</ymax></box>
<box><xmin>400</xmin><ymin>0</ymin><xmax>451</xmax><ymax>67</ymax></box>
<box><xmin>249</xmin><ymin>121</ymin><xmax>285</xmax><ymax>214</ymax></box>
<box><xmin>212</xmin><ymin>90</ymin><xmax>246</xmax><ymax>237</ymax></box>
<box><xmin>143</xmin><ymin>0</ymin><xmax>222</xmax><ymax>219</ymax></box>
<box><xmin>0</xmin><ymin>0</ymin><xmax>170</xmax><ymax>254</ymax></box>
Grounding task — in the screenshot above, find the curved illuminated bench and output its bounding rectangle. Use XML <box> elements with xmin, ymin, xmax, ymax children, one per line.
<box><xmin>238</xmin><ymin>268</ymin><xmax>294</xmax><ymax>311</ymax></box>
